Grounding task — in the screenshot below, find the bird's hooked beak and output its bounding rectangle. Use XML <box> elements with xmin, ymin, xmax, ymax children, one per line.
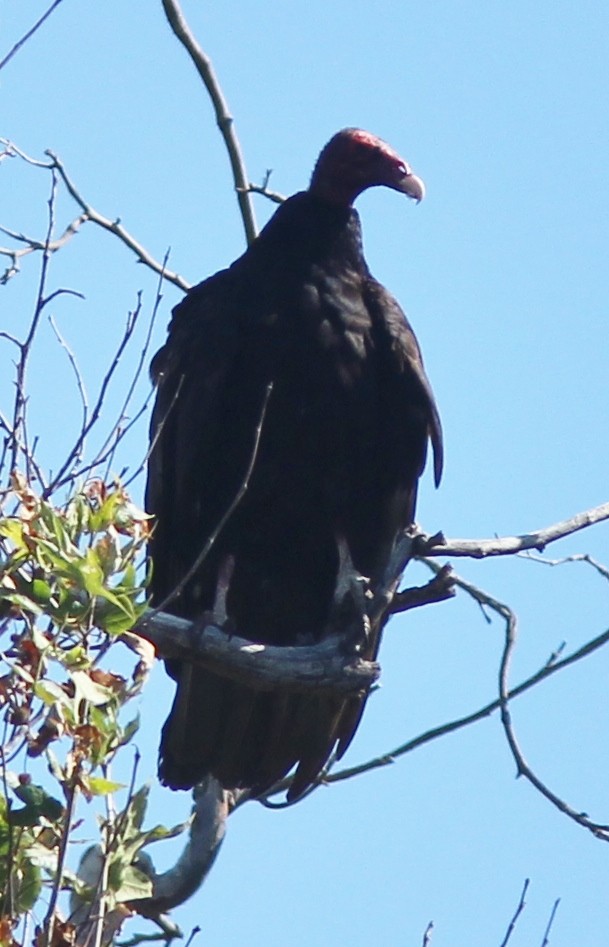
<box><xmin>395</xmin><ymin>166</ymin><xmax>426</xmax><ymax>203</ymax></box>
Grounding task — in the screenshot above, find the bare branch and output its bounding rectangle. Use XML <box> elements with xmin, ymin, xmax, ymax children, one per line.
<box><xmin>242</xmin><ymin>180</ymin><xmax>286</xmax><ymax>205</ymax></box>
<box><xmin>520</xmin><ymin>550</ymin><xmax>609</xmax><ymax>583</ymax></box>
<box><xmin>45</xmin><ymin>150</ymin><xmax>191</xmax><ymax>291</ymax></box>
<box><xmin>0</xmin><ymin>0</ymin><xmax>65</xmax><ymax>73</ymax></box>
<box><xmin>161</xmin><ymin>0</ymin><xmax>258</xmax><ymax>245</ymax></box>
<box><xmin>0</xmin><ymin>215</ymin><xmax>88</xmax><ymax>285</ymax></box>
<box><xmin>497</xmin><ymin>592</ymin><xmax>609</xmax><ymax>841</ymax></box>
<box><xmin>499</xmin><ymin>879</ymin><xmax>529</xmax><ymax>947</ymax></box>
<box><xmin>0</xmin><ymin>141</ymin><xmax>190</xmax><ymax>290</ymax></box>
<box><xmin>44</xmin><ymin>295</ymin><xmax>143</xmax><ymax>496</ymax></box>
<box><xmin>390</xmin><ymin>565</ymin><xmax>455</xmax><ymax>613</ymax></box>
<box><xmin>3</xmin><ymin>168</ymin><xmax>58</xmax><ymax>485</ymax></box>
<box><xmin>540</xmin><ymin>899</ymin><xmax>560</xmax><ymax>946</ymax></box>
<box><xmin>419</xmin><ymin>502</ymin><xmax>609</xmax><ymax>558</ymax></box>
<box><xmin>48</xmin><ymin>313</ymin><xmax>89</xmax><ymax>450</ymax></box>
<box><xmin>137</xmin><ymin>777</ymin><xmax>227</xmax><ymax>915</ymax></box>
<box><xmin>135</xmin><ymin>609</ymin><xmax>379</xmax><ymax>695</ymax></box>
<box><xmin>318</xmin><ymin>616</ymin><xmax>609</xmax><ymax>788</ymax></box>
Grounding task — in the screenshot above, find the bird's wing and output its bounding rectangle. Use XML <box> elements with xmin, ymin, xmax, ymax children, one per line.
<box><xmin>365</xmin><ymin>278</ymin><xmax>443</xmax><ymax>488</ymax></box>
<box><xmin>145</xmin><ymin>269</ymin><xmax>243</xmax><ymax>612</ymax></box>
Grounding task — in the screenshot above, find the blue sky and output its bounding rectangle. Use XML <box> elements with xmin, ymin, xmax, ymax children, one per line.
<box><xmin>2</xmin><ymin>1</ymin><xmax>609</xmax><ymax>944</ymax></box>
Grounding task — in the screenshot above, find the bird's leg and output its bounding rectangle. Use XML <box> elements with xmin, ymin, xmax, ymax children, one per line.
<box><xmin>212</xmin><ymin>554</ymin><xmax>235</xmax><ymax>627</ymax></box>
<box><xmin>330</xmin><ymin>536</ymin><xmax>372</xmax><ymax>654</ymax></box>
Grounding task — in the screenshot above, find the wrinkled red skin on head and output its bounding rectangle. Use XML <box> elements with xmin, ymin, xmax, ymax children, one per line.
<box><xmin>309</xmin><ymin>128</ymin><xmax>412</xmax><ymax>206</ymax></box>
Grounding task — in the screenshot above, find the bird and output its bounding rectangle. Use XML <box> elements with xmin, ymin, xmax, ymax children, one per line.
<box><xmin>146</xmin><ymin>128</ymin><xmax>443</xmax><ymax>801</ymax></box>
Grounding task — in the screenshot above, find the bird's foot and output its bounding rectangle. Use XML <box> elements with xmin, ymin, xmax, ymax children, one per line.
<box><xmin>330</xmin><ymin>537</ymin><xmax>372</xmax><ymax>655</ymax></box>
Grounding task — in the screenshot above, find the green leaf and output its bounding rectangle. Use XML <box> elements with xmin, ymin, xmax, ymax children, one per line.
<box><xmin>62</xmin><ymin>645</ymin><xmax>89</xmax><ymax>669</ymax></box>
<box><xmin>0</xmin><ymin>590</ymin><xmax>42</xmax><ymax>615</ymax></box>
<box><xmin>139</xmin><ymin>818</ymin><xmax>191</xmax><ymax>846</ymax></box>
<box><xmin>15</xmin><ymin>857</ymin><xmax>42</xmax><ymax>912</ymax></box>
<box><xmin>86</xmin><ymin>776</ymin><xmax>125</xmax><ymax>797</ymax></box>
<box><xmin>118</xmin><ymin>715</ymin><xmax>140</xmax><ymax>748</ymax></box>
<box><xmin>124</xmin><ymin>784</ymin><xmax>150</xmax><ymax>834</ymax></box>
<box><xmin>32</xmin><ymin>578</ymin><xmax>53</xmax><ymax>603</ymax></box>
<box><xmin>12</xmin><ymin>781</ymin><xmax>64</xmax><ymax>824</ymax></box>
<box><xmin>34</xmin><ymin>679</ymin><xmax>73</xmax><ymax>711</ymax></box>
<box><xmin>110</xmin><ymin>862</ymin><xmax>153</xmax><ymax>902</ymax></box>
<box><xmin>23</xmin><ymin>842</ymin><xmax>58</xmax><ymax>872</ymax></box>
<box><xmin>0</xmin><ymin>517</ymin><xmax>26</xmax><ymax>548</ymax></box>
<box><xmin>71</xmin><ymin>670</ymin><xmax>114</xmax><ymax>706</ymax></box>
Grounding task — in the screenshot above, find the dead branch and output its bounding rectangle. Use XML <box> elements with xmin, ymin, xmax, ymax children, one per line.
<box><xmin>0</xmin><ymin>140</ymin><xmax>190</xmax><ymax>292</ymax></box>
<box><xmin>499</xmin><ymin>879</ymin><xmax>529</xmax><ymax>947</ymax></box>
<box><xmin>136</xmin><ymin>777</ymin><xmax>227</xmax><ymax>916</ymax></box>
<box><xmin>46</xmin><ymin>149</ymin><xmax>191</xmax><ymax>292</ymax></box>
<box><xmin>242</xmin><ymin>181</ymin><xmax>286</xmax><ymax>205</ymax></box>
<box><xmin>418</xmin><ymin>501</ymin><xmax>609</xmax><ymax>558</ymax></box>
<box><xmin>135</xmin><ymin>609</ymin><xmax>380</xmax><ymax>695</ymax></box>
<box><xmin>161</xmin><ymin>0</ymin><xmax>258</xmax><ymax>245</ymax></box>
<box><xmin>311</xmin><ymin>615</ymin><xmax>609</xmax><ymax>789</ymax></box>
<box><xmin>0</xmin><ymin>0</ymin><xmax>65</xmax><ymax>73</ymax></box>
<box><xmin>391</xmin><ymin>565</ymin><xmax>455</xmax><ymax>613</ymax></box>
<box><xmin>540</xmin><ymin>899</ymin><xmax>561</xmax><ymax>946</ymax></box>
<box><xmin>497</xmin><ymin>590</ymin><xmax>609</xmax><ymax>841</ymax></box>
<box><xmin>0</xmin><ymin>214</ymin><xmax>88</xmax><ymax>284</ymax></box>
<box><xmin>520</xmin><ymin>550</ymin><xmax>609</xmax><ymax>583</ymax></box>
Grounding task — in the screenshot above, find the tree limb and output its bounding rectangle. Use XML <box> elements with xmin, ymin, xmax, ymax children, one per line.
<box><xmin>135</xmin><ymin>609</ymin><xmax>381</xmax><ymax>695</ymax></box>
<box><xmin>161</xmin><ymin>0</ymin><xmax>258</xmax><ymax>245</ymax></box>
<box><xmin>0</xmin><ymin>140</ymin><xmax>190</xmax><ymax>291</ymax></box>
<box><xmin>418</xmin><ymin>501</ymin><xmax>609</xmax><ymax>558</ymax></box>
<box><xmin>137</xmin><ymin>777</ymin><xmax>228</xmax><ymax>915</ymax></box>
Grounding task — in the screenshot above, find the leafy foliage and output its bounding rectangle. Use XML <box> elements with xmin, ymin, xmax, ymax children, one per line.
<box><xmin>0</xmin><ymin>478</ymin><xmax>182</xmax><ymax>944</ymax></box>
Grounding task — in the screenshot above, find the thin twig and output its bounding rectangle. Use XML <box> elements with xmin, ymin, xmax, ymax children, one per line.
<box><xmin>540</xmin><ymin>899</ymin><xmax>560</xmax><ymax>946</ymax></box>
<box><xmin>499</xmin><ymin>879</ymin><xmax>529</xmax><ymax>947</ymax></box>
<box><xmin>161</xmin><ymin>0</ymin><xmax>258</xmax><ymax>245</ymax></box>
<box><xmin>498</xmin><ymin>590</ymin><xmax>609</xmax><ymax>840</ymax></box>
<box><xmin>44</xmin><ymin>147</ymin><xmax>190</xmax><ymax>291</ymax></box>
<box><xmin>93</xmin><ymin>254</ymin><xmax>168</xmax><ymax>480</ymax></box>
<box><xmin>48</xmin><ymin>313</ymin><xmax>89</xmax><ymax>448</ymax></box>
<box><xmin>314</xmin><ymin>621</ymin><xmax>609</xmax><ymax>788</ymax></box>
<box><xmin>0</xmin><ymin>0</ymin><xmax>65</xmax><ymax>73</ymax></box>
<box><xmin>0</xmin><ymin>214</ymin><xmax>88</xmax><ymax>284</ymax></box>
<box><xmin>44</xmin><ymin>779</ymin><xmax>79</xmax><ymax>947</ymax></box>
<box><xmin>422</xmin><ymin>921</ymin><xmax>434</xmax><ymax>946</ymax></box>
<box><xmin>520</xmin><ymin>550</ymin><xmax>609</xmax><ymax>583</ymax></box>
<box><xmin>44</xmin><ymin>295</ymin><xmax>143</xmax><ymax>496</ymax></box>
<box><xmin>243</xmin><ymin>181</ymin><xmax>286</xmax><ymax>205</ymax></box>
<box><xmin>8</xmin><ymin>168</ymin><xmax>58</xmax><ymax>482</ymax></box>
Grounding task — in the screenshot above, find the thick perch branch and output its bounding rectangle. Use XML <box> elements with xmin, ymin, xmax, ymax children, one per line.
<box><xmin>135</xmin><ymin>610</ymin><xmax>380</xmax><ymax>694</ymax></box>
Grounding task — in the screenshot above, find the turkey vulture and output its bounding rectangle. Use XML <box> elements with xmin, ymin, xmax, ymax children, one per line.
<box><xmin>146</xmin><ymin>128</ymin><xmax>442</xmax><ymax>801</ymax></box>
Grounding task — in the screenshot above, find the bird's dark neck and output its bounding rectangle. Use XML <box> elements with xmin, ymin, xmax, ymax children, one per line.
<box><xmin>247</xmin><ymin>191</ymin><xmax>367</xmax><ymax>274</ymax></box>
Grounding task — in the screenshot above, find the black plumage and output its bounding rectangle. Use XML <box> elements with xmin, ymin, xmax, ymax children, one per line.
<box><xmin>146</xmin><ymin>129</ymin><xmax>442</xmax><ymax>800</ymax></box>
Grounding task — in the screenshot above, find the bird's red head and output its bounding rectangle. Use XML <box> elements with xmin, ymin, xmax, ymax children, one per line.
<box><xmin>309</xmin><ymin>128</ymin><xmax>425</xmax><ymax>207</ymax></box>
